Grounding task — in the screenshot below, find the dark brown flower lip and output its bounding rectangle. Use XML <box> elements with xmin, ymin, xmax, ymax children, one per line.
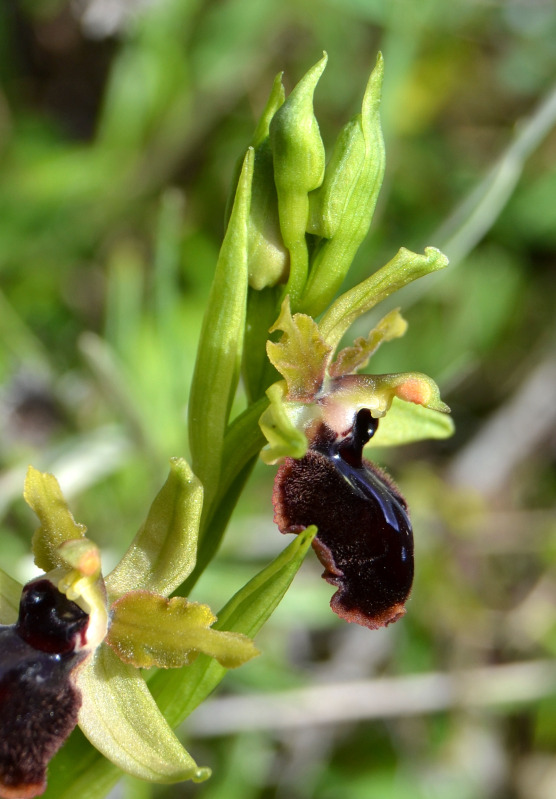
<box><xmin>0</xmin><ymin>579</ymin><xmax>91</xmax><ymax>799</ymax></box>
<box><xmin>273</xmin><ymin>409</ymin><xmax>414</xmax><ymax>630</ymax></box>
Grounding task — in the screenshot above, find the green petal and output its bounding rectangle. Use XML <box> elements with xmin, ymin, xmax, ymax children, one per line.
<box><xmin>106</xmin><ymin>458</ymin><xmax>203</xmax><ymax>600</ymax></box>
<box><xmin>266</xmin><ymin>296</ymin><xmax>331</xmax><ymax>400</ymax></box>
<box><xmin>370</xmin><ymin>396</ymin><xmax>455</xmax><ymax>447</ymax></box>
<box><xmin>149</xmin><ymin>526</ymin><xmax>317</xmax><ymax>728</ymax></box>
<box><xmin>0</xmin><ymin>568</ymin><xmax>22</xmax><ymax>624</ymax></box>
<box><xmin>259</xmin><ymin>381</ymin><xmax>309</xmax><ymax>465</ymax></box>
<box><xmin>329</xmin><ymin>307</ymin><xmax>407</xmax><ymax>377</ymax></box>
<box><xmin>188</xmin><ymin>147</ymin><xmax>254</xmax><ymax>511</ymax></box>
<box><xmin>24</xmin><ymin>465</ymin><xmax>86</xmax><ymax>572</ymax></box>
<box><xmin>106</xmin><ymin>591</ymin><xmax>259</xmax><ymax>669</ymax></box>
<box><xmin>77</xmin><ymin>645</ymin><xmax>210</xmax><ymax>784</ymax></box>
<box><xmin>319</xmin><ymin>246</ymin><xmax>449</xmax><ymax>350</ymax></box>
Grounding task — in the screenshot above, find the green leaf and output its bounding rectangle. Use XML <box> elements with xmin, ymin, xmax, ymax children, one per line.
<box><xmin>188</xmin><ymin>148</ymin><xmax>254</xmax><ymax>511</ymax></box>
<box><xmin>106</xmin><ymin>458</ymin><xmax>203</xmax><ymax>600</ymax></box>
<box><xmin>77</xmin><ymin>645</ymin><xmax>210</xmax><ymax>784</ymax></box>
<box><xmin>0</xmin><ymin>568</ymin><xmax>21</xmax><ymax>624</ymax></box>
<box><xmin>266</xmin><ymin>296</ymin><xmax>331</xmax><ymax>400</ymax></box>
<box><xmin>180</xmin><ymin>399</ymin><xmax>268</xmax><ymax>596</ymax></box>
<box><xmin>370</xmin><ymin>396</ymin><xmax>455</xmax><ymax>447</ymax></box>
<box><xmin>329</xmin><ymin>307</ymin><xmax>407</xmax><ymax>377</ymax></box>
<box><xmin>319</xmin><ymin>246</ymin><xmax>449</xmax><ymax>350</ymax></box>
<box><xmin>24</xmin><ymin>465</ymin><xmax>86</xmax><ymax>573</ymax></box>
<box><xmin>301</xmin><ymin>53</ymin><xmax>386</xmax><ymax>317</ymax></box>
<box><xmin>219</xmin><ymin>398</ymin><xmax>268</xmax><ymax>499</ymax></box>
<box><xmin>106</xmin><ymin>591</ymin><xmax>259</xmax><ymax>669</ymax></box>
<box><xmin>150</xmin><ymin>527</ymin><xmax>317</xmax><ymax>728</ymax></box>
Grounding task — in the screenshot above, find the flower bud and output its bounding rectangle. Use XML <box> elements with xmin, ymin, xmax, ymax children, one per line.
<box><xmin>248</xmin><ymin>138</ymin><xmax>289</xmax><ymax>290</ymax></box>
<box><xmin>301</xmin><ymin>53</ymin><xmax>386</xmax><ymax>317</ymax></box>
<box><xmin>233</xmin><ymin>72</ymin><xmax>290</xmax><ymax>291</ymax></box>
<box><xmin>270</xmin><ymin>53</ymin><xmax>327</xmax><ymax>303</ymax></box>
<box><xmin>307</xmin><ymin>117</ymin><xmax>365</xmax><ymax>239</ymax></box>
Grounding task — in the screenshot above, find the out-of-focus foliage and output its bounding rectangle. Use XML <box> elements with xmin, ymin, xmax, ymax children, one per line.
<box><xmin>1</xmin><ymin>1</ymin><xmax>556</xmax><ymax>798</ymax></box>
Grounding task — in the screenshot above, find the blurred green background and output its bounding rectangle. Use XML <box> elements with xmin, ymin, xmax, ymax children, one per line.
<box><xmin>1</xmin><ymin>1</ymin><xmax>556</xmax><ymax>798</ymax></box>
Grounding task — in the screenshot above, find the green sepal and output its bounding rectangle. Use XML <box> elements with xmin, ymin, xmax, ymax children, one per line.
<box><xmin>266</xmin><ymin>296</ymin><xmax>331</xmax><ymax>400</ymax></box>
<box><xmin>370</xmin><ymin>396</ymin><xmax>455</xmax><ymax>447</ymax></box>
<box><xmin>302</xmin><ymin>53</ymin><xmax>386</xmax><ymax>316</ymax></box>
<box><xmin>188</xmin><ymin>148</ymin><xmax>254</xmax><ymax>510</ymax></box>
<box><xmin>319</xmin><ymin>246</ymin><xmax>449</xmax><ymax>350</ymax></box>
<box><xmin>24</xmin><ymin>465</ymin><xmax>86</xmax><ymax>573</ymax></box>
<box><xmin>270</xmin><ymin>53</ymin><xmax>327</xmax><ymax>304</ymax></box>
<box><xmin>77</xmin><ymin>645</ymin><xmax>210</xmax><ymax>784</ymax></box>
<box><xmin>259</xmin><ymin>381</ymin><xmax>309</xmax><ymax>465</ymax></box>
<box><xmin>329</xmin><ymin>307</ymin><xmax>407</xmax><ymax>377</ymax></box>
<box><xmin>106</xmin><ymin>458</ymin><xmax>203</xmax><ymax>600</ymax></box>
<box><xmin>106</xmin><ymin>591</ymin><xmax>259</xmax><ymax>669</ymax></box>
<box><xmin>149</xmin><ymin>526</ymin><xmax>317</xmax><ymax>728</ymax></box>
<box><xmin>184</xmin><ymin>399</ymin><xmax>268</xmax><ymax>593</ymax></box>
<box><xmin>0</xmin><ymin>568</ymin><xmax>22</xmax><ymax>624</ymax></box>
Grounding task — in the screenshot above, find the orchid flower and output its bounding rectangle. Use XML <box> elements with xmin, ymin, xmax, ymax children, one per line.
<box><xmin>0</xmin><ymin>463</ymin><xmax>306</xmax><ymax>798</ymax></box>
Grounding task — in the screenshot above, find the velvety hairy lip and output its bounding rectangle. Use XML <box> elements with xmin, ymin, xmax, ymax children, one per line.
<box><xmin>273</xmin><ymin>409</ymin><xmax>413</xmax><ymax>629</ymax></box>
<box><xmin>0</xmin><ymin>579</ymin><xmax>89</xmax><ymax>799</ymax></box>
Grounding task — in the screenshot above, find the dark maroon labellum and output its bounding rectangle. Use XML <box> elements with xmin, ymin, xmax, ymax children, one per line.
<box><xmin>273</xmin><ymin>409</ymin><xmax>414</xmax><ymax>629</ymax></box>
<box><xmin>0</xmin><ymin>579</ymin><xmax>89</xmax><ymax>799</ymax></box>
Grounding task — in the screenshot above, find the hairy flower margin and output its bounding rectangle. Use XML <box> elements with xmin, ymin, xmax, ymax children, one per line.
<box><xmin>0</xmin><ymin>52</ymin><xmax>453</xmax><ymax>799</ymax></box>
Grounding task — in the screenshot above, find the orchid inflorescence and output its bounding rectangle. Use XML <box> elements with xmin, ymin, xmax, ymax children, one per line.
<box><xmin>0</xmin><ymin>52</ymin><xmax>452</xmax><ymax>799</ymax></box>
